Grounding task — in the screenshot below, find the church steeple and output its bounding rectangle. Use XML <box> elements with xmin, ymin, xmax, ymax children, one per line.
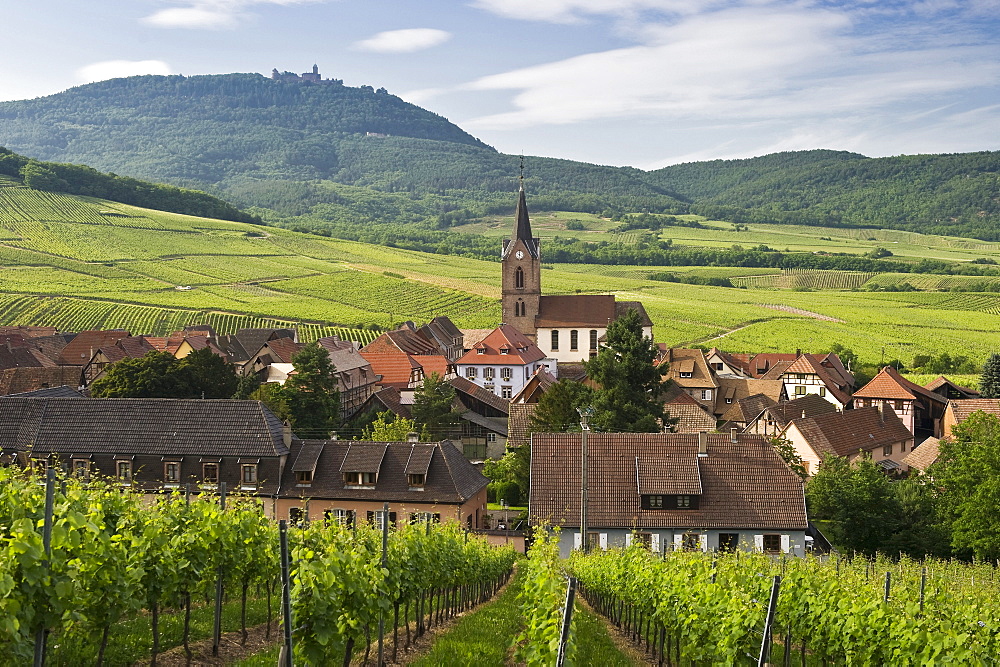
<box><xmin>501</xmin><ymin>168</ymin><xmax>542</xmax><ymax>338</ymax></box>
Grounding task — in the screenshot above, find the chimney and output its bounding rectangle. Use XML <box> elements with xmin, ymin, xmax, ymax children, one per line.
<box><xmin>407</xmin><ymin>431</ymin><xmax>419</xmax><ymax>443</ymax></box>
<box><xmin>801</xmin><ymin>409</ymin><xmax>806</xmax><ymax>419</ymax></box>
<box><xmin>328</xmin><ymin>431</ymin><xmax>338</xmax><ymax>441</ymax></box>
<box><xmin>698</xmin><ymin>431</ymin><xmax>708</xmax><ymax>457</ymax></box>
<box><xmin>730</xmin><ymin>427</ymin><xmax>738</xmax><ymax>444</ymax></box>
<box><xmin>795</xmin><ymin>348</ymin><xmax>801</xmax><ymax>356</ymax></box>
<box><xmin>282</xmin><ymin>421</ymin><xmax>292</xmax><ymax>447</ymax></box>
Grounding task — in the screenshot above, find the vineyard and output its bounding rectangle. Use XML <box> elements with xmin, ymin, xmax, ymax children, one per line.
<box><xmin>729</xmin><ymin>270</ymin><xmax>877</xmax><ymax>290</ymax></box>
<box><xmin>569</xmin><ymin>540</ymin><xmax>1000</xmax><ymax>665</ymax></box>
<box><xmin>866</xmin><ymin>272</ymin><xmax>1000</xmax><ymax>292</ymax></box>
<box><xmin>0</xmin><ymin>467</ymin><xmax>516</xmax><ymax>665</ymax></box>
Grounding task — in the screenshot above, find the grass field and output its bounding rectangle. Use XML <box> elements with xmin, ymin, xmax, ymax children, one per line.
<box><xmin>1</xmin><ymin>185</ymin><xmax>999</xmax><ymax>366</ymax></box>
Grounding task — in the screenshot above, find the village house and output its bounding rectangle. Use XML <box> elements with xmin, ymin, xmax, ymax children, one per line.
<box><xmin>276</xmin><ymin>437</ymin><xmax>488</xmax><ymax>530</ymax></box>
<box><xmin>941</xmin><ymin>399</ymin><xmax>1000</xmax><ymax>437</ymax></box>
<box><xmin>530</xmin><ymin>431</ymin><xmax>809</xmax><ymax>558</ymax></box>
<box><xmin>0</xmin><ymin>367</ymin><xmax>84</xmax><ymax>395</ymax></box>
<box><xmin>360</xmin><ymin>324</ymin><xmax>455</xmax><ymax>391</ymax></box>
<box><xmin>662</xmin><ymin>348</ymin><xmax>718</xmax><ymax>409</ymax></box>
<box><xmin>713</xmin><ymin>377</ymin><xmax>785</xmax><ymax>417</ymax></box>
<box><xmin>499</xmin><ymin>184</ymin><xmax>653</xmax><ymax>361</ymax></box>
<box><xmin>717</xmin><ymin>393</ymin><xmax>777</xmax><ymax>432</ymax></box>
<box><xmin>744</xmin><ymin>393</ymin><xmax>838</xmax><ymax>437</ymax></box>
<box><xmin>758</xmin><ymin>352</ymin><xmax>854</xmax><ymax>409</ymax></box>
<box><xmin>455</xmin><ymin>324</ymin><xmax>551</xmax><ymax>400</ymax></box>
<box><xmin>924</xmin><ymin>376</ymin><xmax>980</xmax><ymax>401</ymax></box>
<box><xmin>449</xmin><ymin>376</ymin><xmax>510</xmax><ymax>459</ymax></box>
<box><xmin>851</xmin><ymin>366</ymin><xmax>948</xmax><ymax>438</ymax></box>
<box><xmin>663</xmin><ymin>392</ymin><xmax>718</xmax><ymax>434</ymax></box>
<box><xmin>316</xmin><ymin>336</ymin><xmax>378</xmax><ymax>419</ymax></box>
<box><xmin>781</xmin><ymin>405</ymin><xmax>913</xmax><ymax>475</ymax></box>
<box><xmin>902</xmin><ymin>436</ymin><xmax>942</xmax><ymax>473</ymax></box>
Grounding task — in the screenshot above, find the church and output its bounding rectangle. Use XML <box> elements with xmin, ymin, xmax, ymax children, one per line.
<box><xmin>500</xmin><ymin>184</ymin><xmax>653</xmax><ymax>363</ymax></box>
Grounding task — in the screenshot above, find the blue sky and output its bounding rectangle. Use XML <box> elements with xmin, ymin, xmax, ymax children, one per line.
<box><xmin>4</xmin><ymin>0</ymin><xmax>999</xmax><ymax>168</ymax></box>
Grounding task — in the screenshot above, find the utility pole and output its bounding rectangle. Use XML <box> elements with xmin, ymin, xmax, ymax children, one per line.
<box><xmin>578</xmin><ymin>406</ymin><xmax>593</xmax><ymax>554</ymax></box>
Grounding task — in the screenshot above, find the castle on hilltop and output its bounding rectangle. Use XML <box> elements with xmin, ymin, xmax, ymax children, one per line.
<box><xmin>270</xmin><ymin>64</ymin><xmax>342</xmax><ymax>85</ymax></box>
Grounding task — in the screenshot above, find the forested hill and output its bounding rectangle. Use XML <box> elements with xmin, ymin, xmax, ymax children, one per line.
<box><xmin>648</xmin><ymin>150</ymin><xmax>1000</xmax><ymax>240</ymax></box>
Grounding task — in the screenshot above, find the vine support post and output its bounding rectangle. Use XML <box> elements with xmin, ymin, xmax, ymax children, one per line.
<box><xmin>279</xmin><ymin>520</ymin><xmax>294</xmax><ymax>667</ymax></box>
<box><xmin>212</xmin><ymin>482</ymin><xmax>227</xmax><ymax>657</ymax></box>
<box><xmin>757</xmin><ymin>575</ymin><xmax>781</xmax><ymax>667</ymax></box>
<box><xmin>32</xmin><ymin>468</ymin><xmax>55</xmax><ymax>667</ymax></box>
<box><xmin>884</xmin><ymin>571</ymin><xmax>891</xmax><ymax>603</ymax></box>
<box><xmin>557</xmin><ymin>576</ymin><xmax>577</xmax><ymax>667</ymax></box>
<box><xmin>377</xmin><ymin>501</ymin><xmax>388</xmax><ymax>667</ymax></box>
<box><xmin>919</xmin><ymin>567</ymin><xmax>927</xmax><ymax>613</ymax></box>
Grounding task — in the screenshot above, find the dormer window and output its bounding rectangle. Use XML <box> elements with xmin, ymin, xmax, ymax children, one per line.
<box><xmin>500</xmin><ymin>347</ymin><xmax>509</xmax><ymax>355</ymax></box>
<box><xmin>345</xmin><ymin>471</ymin><xmax>376</xmax><ymax>486</ymax></box>
<box><xmin>641</xmin><ymin>494</ymin><xmax>699</xmax><ymax>509</ymax></box>
<box><xmin>297</xmin><ymin>470</ymin><xmax>313</xmax><ymax>484</ymax></box>
<box><xmin>72</xmin><ymin>459</ymin><xmax>91</xmax><ymax>479</ymax></box>
<box><xmin>477</xmin><ymin>347</ymin><xmax>486</xmax><ymax>355</ymax></box>
<box><xmin>407</xmin><ymin>473</ymin><xmax>425</xmax><ymax>488</ymax></box>
<box><xmin>202</xmin><ymin>463</ymin><xmax>219</xmax><ymax>484</ymax></box>
<box><xmin>117</xmin><ymin>460</ymin><xmax>132</xmax><ymax>482</ymax></box>
<box><xmin>680</xmin><ymin>371</ymin><xmax>693</xmax><ymax>378</ymax></box>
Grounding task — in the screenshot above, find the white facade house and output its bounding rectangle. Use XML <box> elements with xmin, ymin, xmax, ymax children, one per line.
<box><xmin>455</xmin><ymin>324</ymin><xmax>555</xmax><ymax>399</ymax></box>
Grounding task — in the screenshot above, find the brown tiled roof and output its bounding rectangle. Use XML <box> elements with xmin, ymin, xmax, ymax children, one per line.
<box><xmin>0</xmin><ymin>367</ymin><xmax>83</xmax><ymax>395</ymax></box>
<box><xmin>8</xmin><ymin>385</ymin><xmax>83</xmax><ymax>398</ymax></box>
<box><xmin>261</xmin><ymin>337</ymin><xmax>302</xmax><ymax>364</ymax></box>
<box><xmin>461</xmin><ymin>410</ymin><xmax>508</xmax><ymax>437</ymax></box>
<box><xmin>664</xmin><ymin>402</ymin><xmax>717</xmax><ymax>434</ymax></box>
<box><xmin>365</xmin><ymin>387</ymin><xmax>412</xmax><ymax>419</ymax></box>
<box><xmin>27</xmin><ymin>334</ymin><xmax>74</xmax><ymax>364</ymax></box>
<box><xmin>0</xmin><ymin>326</ymin><xmax>58</xmax><ymax>338</ymax></box>
<box><xmin>536</xmin><ymin>295</ymin><xmax>616</xmax><ymax>328</ymax></box>
<box><xmin>664</xmin><ymin>349</ymin><xmax>718</xmax><ymax>389</ymax></box>
<box><xmin>456</xmin><ymin>325</ymin><xmax>545</xmax><ymax>366</ymax></box>
<box><xmin>715</xmin><ymin>378</ymin><xmax>784</xmax><ymax>415</ymax></box>
<box><xmin>341</xmin><ymin>442</ymin><xmax>389</xmax><ymax>473</ymax></box>
<box><xmin>235</xmin><ymin>328</ymin><xmax>295</xmax><ymax>355</ymax></box>
<box><xmin>720</xmin><ymin>393</ymin><xmax>777</xmax><ymax>423</ymax></box>
<box><xmin>317</xmin><ymin>337</ymin><xmax>371</xmax><ymax>373</ymax></box>
<box><xmin>363</xmin><ymin>328</ymin><xmax>439</xmax><ymax>356</ymax></box>
<box><xmin>635</xmin><ymin>455</ymin><xmax>702</xmax><ymax>495</ymax></box>
<box><xmin>281</xmin><ymin>439</ymin><xmax>487</xmax><ymax>503</ymax></box>
<box><xmin>924</xmin><ymin>376</ymin><xmax>980</xmax><ymax>399</ymax></box>
<box><xmin>947</xmin><ymin>399</ymin><xmax>1000</xmax><ymax>423</ymax></box>
<box><xmin>507</xmin><ymin>403</ymin><xmax>537</xmax><ymax>448</ymax></box>
<box><xmin>790</xmin><ymin>406</ymin><xmax>912</xmax><ymax>457</ymax></box>
<box><xmin>765</xmin><ymin>393</ymin><xmax>838</xmax><ymax>426</ymax></box>
<box><xmin>615</xmin><ymin>301</ymin><xmax>654</xmax><ymax>327</ymax></box>
<box><xmin>449</xmin><ymin>376</ymin><xmax>509</xmax><ymax>414</ymax></box>
<box><xmin>0</xmin><ymin>397</ymin><xmax>290</xmax><ymax>457</ymax></box>
<box><xmin>0</xmin><ymin>346</ymin><xmax>56</xmax><ymax>370</ymax></box>
<box><xmin>530</xmin><ymin>432</ymin><xmax>807</xmax><ymax>530</ymax></box>
<box><xmin>404</xmin><ymin>444</ymin><xmax>436</xmax><ymax>476</ymax></box>
<box><xmin>707</xmin><ymin>348</ymin><xmax>753</xmax><ymax>376</ymax></box>
<box><xmin>557</xmin><ymin>362</ymin><xmax>588</xmax><ymax>382</ymax></box>
<box><xmin>460</xmin><ymin>329</ymin><xmax>492</xmax><ymax>351</ymax></box>
<box><xmin>292</xmin><ymin>442</ymin><xmax>325</xmax><ymax>473</ymax></box>
<box><xmin>902</xmin><ymin>436</ymin><xmax>941</xmax><ymax>472</ymax></box>
<box><xmin>58</xmin><ymin>330</ymin><xmax>131</xmax><ymax>366</ymax></box>
<box><xmin>853</xmin><ymin>366</ymin><xmax>947</xmax><ymax>404</ymax></box>
<box><xmin>511</xmin><ymin>368</ymin><xmax>556</xmax><ymax>404</ymax></box>
<box><xmin>758</xmin><ymin>360</ymin><xmax>795</xmax><ymax>381</ymax></box>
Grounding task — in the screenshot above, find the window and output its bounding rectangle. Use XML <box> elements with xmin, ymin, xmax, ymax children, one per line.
<box><xmin>900</xmin><ymin>441</ymin><xmax>907</xmax><ymax>452</ymax></box>
<box><xmin>465</xmin><ymin>367</ymin><xmax>477</xmax><ymax>379</ymax></box>
<box><xmin>514</xmin><ymin>266</ymin><xmax>524</xmax><ymax>289</ymax></box>
<box><xmin>516</xmin><ymin>300</ymin><xmax>525</xmax><ymax>317</ymax></box>
<box><xmin>289</xmin><ymin>507</ymin><xmax>304</xmax><ymax>524</ymax></box>
<box><xmin>894</xmin><ymin>400</ymin><xmax>903</xmax><ymax>410</ymax></box>
<box><xmin>570</xmin><ymin>330</ymin><xmax>578</xmax><ymax>350</ymax></box>
<box><xmin>487</xmin><ymin>432</ymin><xmax>497</xmax><ymax>442</ymax></box>
<box><xmin>676</xmin><ymin>495</ymin><xmax>692</xmax><ymax>508</ymax></box>
<box><xmin>500</xmin><ymin>347</ymin><xmax>509</xmax><ymax>355</ymax></box>
<box><xmin>712</xmin><ymin>363</ymin><xmax>724</xmax><ymax>370</ymax></box>
<box><xmin>31</xmin><ymin>458</ymin><xmax>50</xmax><ymax>474</ymax></box>
<box><xmin>411</xmin><ymin>512</ymin><xmax>440</xmax><ymax>524</ymax></box>
<box><xmin>762</xmin><ymin>534</ymin><xmax>782</xmax><ymax>554</ymax></box>
<box><xmin>718</xmin><ymin>533</ymin><xmax>739</xmax><ymax>552</ymax></box>
<box><xmin>795</xmin><ymin>385</ymin><xmax>807</xmax><ymax>395</ymax></box>
<box><xmin>725</xmin><ymin>397</ymin><xmax>733</xmax><ymax>404</ymax></box>
<box><xmin>634</xmin><ymin>532</ymin><xmax>653</xmax><ymax>548</ymax></box>
<box><xmin>501</xmin><ymin>386</ymin><xmax>512</xmax><ymax>399</ymax></box>
<box><xmin>476</xmin><ymin>347</ymin><xmax>485</xmax><ymax>355</ymax></box>
<box><xmin>586</xmin><ymin>532</ymin><xmax>601</xmax><ymax>550</ymax></box>
<box><xmin>164</xmin><ymin>461</ymin><xmax>181</xmax><ymax>483</ymax></box>
<box><xmin>297</xmin><ymin>470</ymin><xmax>314</xmax><ymax>484</ymax></box>
<box><xmin>682</xmin><ymin>533</ymin><xmax>701</xmax><ymax>552</ymax></box>
<box><xmin>484</xmin><ymin>367</ymin><xmax>495</xmax><ymax>381</ymax></box>
<box><xmin>589</xmin><ymin>330</ymin><xmax>598</xmax><ymax>350</ymax></box>
<box><xmin>407</xmin><ymin>473</ymin><xmax>425</xmax><ymax>487</ymax></box>
<box><xmin>72</xmin><ymin>459</ymin><xmax>90</xmax><ymax>479</ymax></box>
<box><xmin>501</xmin><ymin>367</ymin><xmax>512</xmax><ymax>381</ymax></box>
<box><xmin>201</xmin><ymin>463</ymin><xmax>219</xmax><ymax>484</ymax></box>
<box><xmin>701</xmin><ymin>390</ymin><xmax>712</xmax><ymax>400</ymax></box>
<box><xmin>242</xmin><ymin>464</ymin><xmax>258</xmax><ymax>485</ymax></box>
<box><xmin>117</xmin><ymin>460</ymin><xmax>132</xmax><ymax>482</ymax></box>
<box><xmin>369</xmin><ymin>510</ymin><xmax>397</xmax><ymax>530</ymax></box>
<box><xmin>551</xmin><ymin>330</ymin><xmax>559</xmax><ymax>351</ymax></box>
<box><xmin>641</xmin><ymin>495</ymin><xmax>664</xmax><ymax>509</ymax></box>
<box><xmin>680</xmin><ymin>371</ymin><xmax>693</xmax><ymax>378</ymax></box>
<box><xmin>819</xmin><ymin>386</ymin><xmax>827</xmax><ymax>397</ymax></box>
<box><xmin>883</xmin><ymin>443</ymin><xmax>893</xmax><ymax>456</ymax></box>
<box><xmin>345</xmin><ymin>471</ymin><xmax>376</xmax><ymax>486</ymax></box>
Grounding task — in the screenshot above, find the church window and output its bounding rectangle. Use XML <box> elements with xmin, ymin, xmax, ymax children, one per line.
<box><xmin>570</xmin><ymin>330</ymin><xmax>578</xmax><ymax>351</ymax></box>
<box><xmin>589</xmin><ymin>330</ymin><xmax>598</xmax><ymax>350</ymax></box>
<box><xmin>516</xmin><ymin>300</ymin><xmax>525</xmax><ymax>317</ymax></box>
<box><xmin>515</xmin><ymin>267</ymin><xmax>525</xmax><ymax>289</ymax></box>
<box><xmin>551</xmin><ymin>330</ymin><xmax>559</xmax><ymax>351</ymax></box>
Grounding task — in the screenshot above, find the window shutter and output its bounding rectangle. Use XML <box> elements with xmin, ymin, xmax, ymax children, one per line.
<box><xmin>754</xmin><ymin>534</ymin><xmax>764</xmax><ymax>552</ymax></box>
<box><xmin>781</xmin><ymin>534</ymin><xmax>791</xmax><ymax>554</ymax></box>
<box><xmin>625</xmin><ymin>533</ymin><xmax>633</xmax><ymax>547</ymax></box>
<box><xmin>699</xmin><ymin>534</ymin><xmax>708</xmax><ymax>552</ymax></box>
<box><xmin>651</xmin><ymin>534</ymin><xmax>661</xmax><ymax>552</ymax></box>
<box><xmin>599</xmin><ymin>533</ymin><xmax>608</xmax><ymax>550</ymax></box>
<box><xmin>673</xmin><ymin>534</ymin><xmax>683</xmax><ymax>551</ymax></box>
<box><xmin>573</xmin><ymin>532</ymin><xmax>582</xmax><ymax>550</ymax></box>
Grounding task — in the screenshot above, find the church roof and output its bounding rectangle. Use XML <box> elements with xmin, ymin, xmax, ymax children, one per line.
<box><xmin>501</xmin><ymin>187</ymin><xmax>539</xmax><ymax>259</ymax></box>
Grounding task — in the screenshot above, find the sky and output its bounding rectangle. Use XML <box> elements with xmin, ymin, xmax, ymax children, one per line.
<box><xmin>3</xmin><ymin>0</ymin><xmax>999</xmax><ymax>169</ymax></box>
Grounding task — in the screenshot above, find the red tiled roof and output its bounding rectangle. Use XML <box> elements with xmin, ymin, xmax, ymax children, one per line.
<box><xmin>947</xmin><ymin>399</ymin><xmax>1000</xmax><ymax>423</ymax></box>
<box><xmin>263</xmin><ymin>337</ymin><xmax>302</xmax><ymax>364</ymax></box>
<box><xmin>456</xmin><ymin>324</ymin><xmax>545</xmax><ymax>366</ymax></box>
<box><xmin>363</xmin><ymin>328</ymin><xmax>438</xmax><ymax>356</ymax></box>
<box><xmin>416</xmin><ymin>355</ymin><xmax>453</xmax><ymax>380</ymax></box>
<box><xmin>530</xmin><ymin>432</ymin><xmax>807</xmax><ymax>530</ymax></box>
<box><xmin>361</xmin><ymin>352</ymin><xmax>422</xmax><ymax>389</ymax></box>
<box><xmin>853</xmin><ymin>366</ymin><xmax>947</xmax><ymax>404</ymax></box>
<box><xmin>58</xmin><ymin>330</ymin><xmax>130</xmax><ymax>366</ymax></box>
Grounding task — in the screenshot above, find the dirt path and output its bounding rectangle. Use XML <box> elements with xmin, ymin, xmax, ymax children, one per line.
<box><xmin>132</xmin><ymin>621</ymin><xmax>280</xmax><ymax>666</ymax></box>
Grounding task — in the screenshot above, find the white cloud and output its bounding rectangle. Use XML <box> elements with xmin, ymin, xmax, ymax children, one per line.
<box><xmin>353</xmin><ymin>28</ymin><xmax>451</xmax><ymax>54</ymax></box>
<box><xmin>469</xmin><ymin>0</ymin><xmax>716</xmax><ymax>24</ymax></box>
<box><xmin>142</xmin><ymin>0</ymin><xmax>323</xmax><ymax>30</ymax></box>
<box><xmin>76</xmin><ymin>60</ymin><xmax>173</xmax><ymax>84</ymax></box>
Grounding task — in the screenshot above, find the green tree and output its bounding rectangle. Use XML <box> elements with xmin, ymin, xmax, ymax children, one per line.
<box><xmin>483</xmin><ymin>446</ymin><xmax>530</xmax><ymax>505</ymax></box>
<box><xmin>90</xmin><ymin>351</ymin><xmax>191</xmax><ymax>398</ymax></box>
<box><xmin>978</xmin><ymin>353</ymin><xmax>1000</xmax><ymax>398</ymax></box>
<box><xmin>932</xmin><ymin>411</ymin><xmax>1000</xmax><ymax>559</ymax></box>
<box><xmin>249</xmin><ymin>382</ymin><xmax>290</xmax><ymax>423</ymax></box>
<box><xmin>360</xmin><ymin>411</ymin><xmax>428</xmax><ymax>441</ymax></box>
<box><xmin>411</xmin><ymin>373</ymin><xmax>460</xmax><ymax>439</ymax></box>
<box><xmin>584</xmin><ymin>308</ymin><xmax>666</xmax><ymax>432</ymax></box>
<box><xmin>176</xmin><ymin>347</ymin><xmax>240</xmax><ymax>398</ymax></box>
<box><xmin>529</xmin><ymin>379</ymin><xmax>592</xmax><ymax>432</ymax></box>
<box><xmin>805</xmin><ymin>454</ymin><xmax>900</xmax><ymax>556</ymax></box>
<box><xmin>283</xmin><ymin>342</ymin><xmax>340</xmax><ymax>438</ymax></box>
<box><xmin>770</xmin><ymin>435</ymin><xmax>807</xmax><ymax>479</ymax></box>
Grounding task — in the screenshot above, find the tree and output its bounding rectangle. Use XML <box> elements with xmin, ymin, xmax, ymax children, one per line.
<box><xmin>979</xmin><ymin>353</ymin><xmax>1000</xmax><ymax>398</ymax></box>
<box><xmin>249</xmin><ymin>383</ymin><xmax>290</xmax><ymax>422</ymax></box>
<box><xmin>90</xmin><ymin>351</ymin><xmax>191</xmax><ymax>398</ymax></box>
<box><xmin>805</xmin><ymin>454</ymin><xmax>900</xmax><ymax>556</ymax></box>
<box><xmin>932</xmin><ymin>411</ymin><xmax>1000</xmax><ymax>559</ymax></box>
<box><xmin>770</xmin><ymin>436</ymin><xmax>807</xmax><ymax>480</ymax></box>
<box><xmin>584</xmin><ymin>308</ymin><xmax>666</xmax><ymax>432</ymax></box>
<box><xmin>483</xmin><ymin>446</ymin><xmax>530</xmax><ymax>505</ymax></box>
<box><xmin>411</xmin><ymin>373</ymin><xmax>460</xmax><ymax>439</ymax></box>
<box><xmin>529</xmin><ymin>379</ymin><xmax>592</xmax><ymax>432</ymax></box>
<box><xmin>360</xmin><ymin>411</ymin><xmax>428</xmax><ymax>441</ymax></box>
<box><xmin>283</xmin><ymin>342</ymin><xmax>340</xmax><ymax>438</ymax></box>
<box><xmin>175</xmin><ymin>347</ymin><xmax>240</xmax><ymax>398</ymax></box>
